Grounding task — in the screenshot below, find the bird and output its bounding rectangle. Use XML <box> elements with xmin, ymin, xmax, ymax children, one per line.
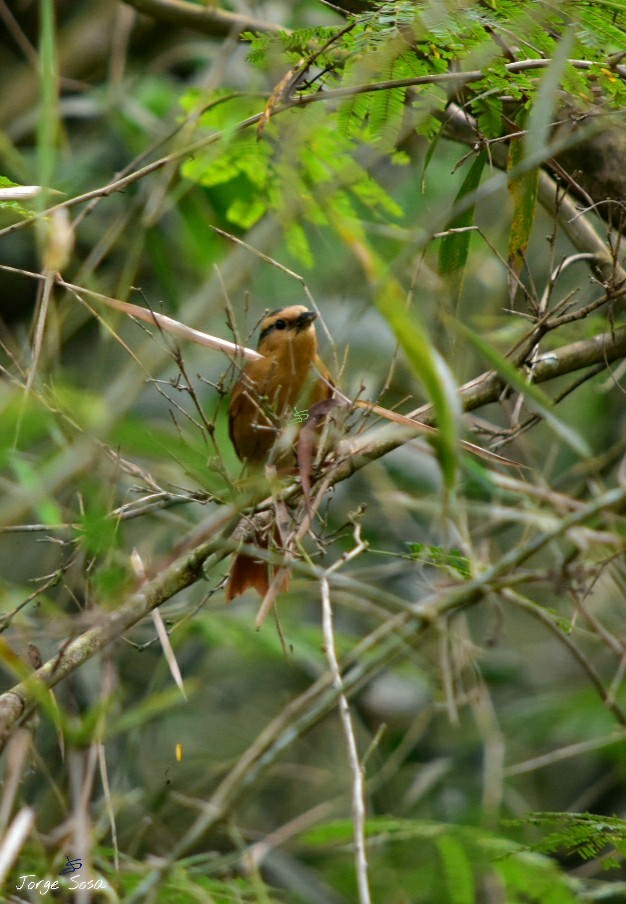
<box><xmin>226</xmin><ymin>305</ymin><xmax>333</xmax><ymax>600</ymax></box>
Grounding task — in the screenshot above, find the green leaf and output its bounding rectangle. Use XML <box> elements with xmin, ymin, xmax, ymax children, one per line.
<box><xmin>524</xmin><ymin>29</ymin><xmax>575</xmax><ymax>163</ymax></box>
<box><xmin>0</xmin><ymin>396</ymin><xmax>54</xmax><ymax>468</ymax></box>
<box><xmin>439</xmin><ymin>151</ymin><xmax>486</xmax><ymax>279</ymax></box>
<box><xmin>507</xmin><ymin>130</ymin><xmax>539</xmax><ymax>282</ymax></box>
<box><xmin>74</xmin><ymin>493</ymin><xmax>120</xmax><ymax>557</ymax></box>
<box><xmin>407</xmin><ymin>543</ymin><xmax>471</xmax><ymax>578</ymax></box>
<box><xmin>421</xmin><ymin>125</ymin><xmax>444</xmax><ymax>191</ymax></box>
<box><xmin>226</xmin><ymin>195</ymin><xmax>267</xmax><ymax>229</ymax></box>
<box><xmin>91</xmin><ymin>563</ymin><xmax>132</xmax><ymax>603</ymax></box>
<box><xmin>10</xmin><ymin>454</ymin><xmax>63</xmax><ymax>526</ymax></box>
<box><xmin>474</xmin><ymin>96</ymin><xmax>503</xmax><ymax>139</ymax></box>
<box><xmin>337</xmin><ymin>92</ymin><xmax>369</xmax><ymax>140</ymax></box>
<box><xmin>437</xmin><ymin>835</ymin><xmax>475</xmax><ymax>904</ymax></box>
<box><xmin>376</xmin><ymin>285</ymin><xmax>461</xmax><ymax>489</ymax></box>
<box><xmin>368</xmin><ymin>83</ymin><xmax>407</xmax><ymax>151</ymax></box>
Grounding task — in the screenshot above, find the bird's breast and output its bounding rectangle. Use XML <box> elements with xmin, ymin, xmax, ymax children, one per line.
<box><xmin>228</xmin><ymin>347</ymin><xmax>331</xmax><ymax>466</ymax></box>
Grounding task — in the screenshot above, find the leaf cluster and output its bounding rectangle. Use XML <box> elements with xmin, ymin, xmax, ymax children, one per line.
<box><xmin>509</xmin><ymin>812</ymin><xmax>626</xmax><ymax>871</ymax></box>
<box><xmin>183</xmin><ymin>0</ymin><xmax>626</xmax><ymax>268</ymax></box>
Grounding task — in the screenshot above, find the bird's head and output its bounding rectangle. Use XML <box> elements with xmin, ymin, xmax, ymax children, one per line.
<box><xmin>257</xmin><ymin>305</ymin><xmax>318</xmax><ymax>359</ymax></box>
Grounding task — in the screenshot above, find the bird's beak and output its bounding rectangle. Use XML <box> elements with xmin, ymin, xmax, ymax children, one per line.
<box><xmin>295</xmin><ymin>310</ymin><xmax>317</xmax><ymax>332</ymax></box>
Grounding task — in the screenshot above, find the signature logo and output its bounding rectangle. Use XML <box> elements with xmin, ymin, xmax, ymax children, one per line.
<box><xmin>59</xmin><ymin>855</ymin><xmax>83</xmax><ymax>875</ymax></box>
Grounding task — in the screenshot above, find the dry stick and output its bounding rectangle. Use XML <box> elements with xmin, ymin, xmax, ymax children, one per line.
<box><xmin>351</xmin><ymin>399</ymin><xmax>520</xmax><ymax>468</ymax></box>
<box><xmin>284</xmin><ymin>57</ymin><xmax>624</xmax><ymax>106</ymax></box>
<box><xmin>4</xmin><ymin>56</ymin><xmax>622</xmax><ymax>422</ymax></box>
<box><xmin>97</xmin><ymin>661</ymin><xmax>120</xmax><ymax>872</ymax></box>
<box><xmin>334</xmin><ymin>319</ymin><xmax>626</xmax><ymax>477</ymax></box>
<box><xmin>1</xmin><ymin>275</ymin><xmax>623</xmax><ymax>531</ymax></box>
<box><xmin>0</xmin><ymin>807</ymin><xmax>35</xmax><ymax>886</ymax></box>
<box><xmin>254</xmin><ymin>467</ymin><xmax>337</xmax><ymax>629</ymax></box>
<box><xmin>0</xmin><ymin>108</ymin><xmax>266</xmax><ymax>242</ymax></box>
<box><xmin>1</xmin><ymin>481</ymin><xmax>623</xmax><ymax>743</ymax></box>
<box><xmin>199</xmin><ymin>102</ymin><xmax>626</xmax><ymax>458</ymax></box>
<box><xmin>439</xmin><ymin>102</ymin><xmax>626</xmax><ymax>289</ymax></box>
<box><xmin>2</xmin><ymin>220</ymin><xmax>288</xmax><ymax>528</ymax></box>
<box><xmin>25</xmin><ymin>271</ymin><xmax>54</xmax><ymax>392</ymax></box>
<box><xmin>320</xmin><ymin>530</ymin><xmax>371</xmax><ymax>904</ymax></box>
<box><xmin>1</xmin><ymin>479</ymin><xmax>621</xmax><ymax>893</ymax></box>
<box><xmin>0</xmin><ymin>266</ymin><xmax>262</xmax><ymax>362</ymax></box>
<box><xmin>0</xmin><ymin>76</ymin><xmax>624</xmax><ymax>743</ymax></box>
<box><xmin>0</xmin><ymin>505</ymin><xmax>241</xmax><ymax>750</ymax></box>
<box><xmin>493</xmin><ymin>362</ymin><xmax>607</xmax><ymax>451</ymax></box>
<box><xmin>0</xmin><ymin>49</ymin><xmax>623</xmax><ymax>875</ymax></box>
<box><xmin>126</xmin><ymin>607</ymin><xmax>419</xmax><ymax>903</ymax></box>
<box><xmin>210</xmin><ymin>225</ymin><xmax>304</xmax><ymax>282</ymax></box>
<box><xmin>14</xmin><ymin>198</ymin><xmax>609</xmax><ymax>483</ymax></box>
<box><xmin>505</xmin><ymin>731</ymin><xmax>626</xmax><ymax>777</ymax></box>
<box><xmin>0</xmin><ymin>730</ymin><xmax>31</xmax><ymax>834</ymax></box>
<box><xmin>244</xmin><ymin>801</ymin><xmax>335</xmax><ymax>872</ymax></box>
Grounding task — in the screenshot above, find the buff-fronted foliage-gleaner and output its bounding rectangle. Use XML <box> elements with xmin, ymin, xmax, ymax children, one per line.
<box><xmin>227</xmin><ymin>305</ymin><xmax>333</xmax><ymax>600</ymax></box>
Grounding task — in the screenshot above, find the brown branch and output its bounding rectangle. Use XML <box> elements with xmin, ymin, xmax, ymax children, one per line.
<box><xmin>0</xmin><ymin>110</ymin><xmax>265</xmax><ymax>242</ymax></box>
<box><xmin>121</xmin><ymin>0</ymin><xmax>285</xmax><ymax>38</ymax></box>
<box><xmin>334</xmin><ymin>319</ymin><xmax>626</xmax><ymax>474</ymax></box>
<box><xmin>0</xmin><ymin>267</ymin><xmax>263</xmax><ymax>361</ymax></box>
<box><xmin>458</xmin><ymin>323</ymin><xmax>626</xmax><ymax>413</ymax></box>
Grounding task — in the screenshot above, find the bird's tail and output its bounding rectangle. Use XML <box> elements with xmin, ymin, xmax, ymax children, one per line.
<box><xmin>226</xmin><ymin>527</ymin><xmax>290</xmax><ymax>600</ymax></box>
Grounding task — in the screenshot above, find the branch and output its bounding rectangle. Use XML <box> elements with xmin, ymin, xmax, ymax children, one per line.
<box><xmin>1</xmin><ymin>39</ymin><xmax>625</xmax><ymax>754</ymax></box>
<box><xmin>121</xmin><ymin>0</ymin><xmax>285</xmax><ymax>38</ymax></box>
<box><xmin>320</xmin><ymin>528</ymin><xmax>371</xmax><ymax>904</ymax></box>
<box><xmin>0</xmin><ymin>216</ymin><xmax>284</xmax><ymax>529</ymax></box>
<box><xmin>0</xmin><ymin>267</ymin><xmax>262</xmax><ymax>362</ymax></box>
<box><xmin>333</xmin><ymin>317</ymin><xmax>626</xmax><ymax>475</ymax></box>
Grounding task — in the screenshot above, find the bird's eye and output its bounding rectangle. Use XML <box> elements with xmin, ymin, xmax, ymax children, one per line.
<box><xmin>275</xmin><ymin>319</ymin><xmax>287</xmax><ymax>330</ymax></box>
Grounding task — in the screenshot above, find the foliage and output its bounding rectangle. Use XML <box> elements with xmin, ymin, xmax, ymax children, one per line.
<box><xmin>181</xmin><ymin>0</ymin><xmax>626</xmax><ymax>279</ymax></box>
<box><xmin>303</xmin><ymin>817</ymin><xmax>595</xmax><ymax>903</ymax></box>
<box><xmin>0</xmin><ymin>0</ymin><xmax>626</xmax><ymax>901</ymax></box>
<box><xmin>509</xmin><ymin>812</ymin><xmax>626</xmax><ymax>871</ymax></box>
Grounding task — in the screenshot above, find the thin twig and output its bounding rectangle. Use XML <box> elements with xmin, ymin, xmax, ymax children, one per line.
<box><xmin>321</xmin><ymin>572</ymin><xmax>371</xmax><ymax>904</ymax></box>
<box><xmin>122</xmin><ymin>0</ymin><xmax>285</xmax><ymax>39</ymax></box>
<box><xmin>0</xmin><ymin>265</ymin><xmax>261</xmax><ymax>361</ymax></box>
<box><xmin>503</xmin><ymin>589</ymin><xmax>626</xmax><ymax>726</ymax></box>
